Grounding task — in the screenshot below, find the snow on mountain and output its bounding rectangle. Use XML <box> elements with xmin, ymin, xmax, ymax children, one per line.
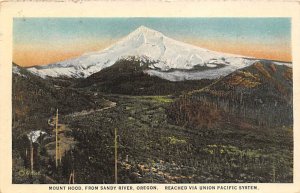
<box><xmin>27</xmin><ymin>25</ymin><xmax>290</xmax><ymax>81</ymax></box>
<box><xmin>146</xmin><ymin>60</ymin><xmax>253</xmax><ymax>81</ymax></box>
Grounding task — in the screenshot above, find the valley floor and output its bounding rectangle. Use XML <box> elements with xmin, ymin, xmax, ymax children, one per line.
<box><xmin>46</xmin><ymin>94</ymin><xmax>292</xmax><ymax>184</ymax></box>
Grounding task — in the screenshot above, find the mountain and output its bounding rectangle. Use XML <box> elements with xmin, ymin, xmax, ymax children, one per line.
<box><xmin>167</xmin><ymin>61</ymin><xmax>293</xmax><ymax>129</ymax></box>
<box><xmin>26</xmin><ymin>26</ymin><xmax>291</xmax><ymax>81</ymax></box>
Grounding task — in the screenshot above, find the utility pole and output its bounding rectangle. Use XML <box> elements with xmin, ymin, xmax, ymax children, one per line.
<box><xmin>55</xmin><ymin>109</ymin><xmax>59</xmax><ymax>168</ymax></box>
<box><xmin>30</xmin><ymin>142</ymin><xmax>34</xmax><ymax>174</ymax></box>
<box><xmin>68</xmin><ymin>148</ymin><xmax>75</xmax><ymax>184</ymax></box>
<box><xmin>58</xmin><ymin>144</ymin><xmax>61</xmax><ymax>165</ymax></box>
<box><xmin>272</xmin><ymin>160</ymin><xmax>276</xmax><ymax>183</ymax></box>
<box><xmin>69</xmin><ymin>170</ymin><xmax>75</xmax><ymax>184</ymax></box>
<box><xmin>114</xmin><ymin>127</ymin><xmax>118</xmax><ymax>184</ymax></box>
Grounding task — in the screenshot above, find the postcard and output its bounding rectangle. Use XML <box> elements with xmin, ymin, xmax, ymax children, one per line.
<box><xmin>0</xmin><ymin>1</ymin><xmax>299</xmax><ymax>193</ymax></box>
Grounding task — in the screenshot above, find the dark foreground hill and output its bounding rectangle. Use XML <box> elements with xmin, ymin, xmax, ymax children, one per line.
<box><xmin>75</xmin><ymin>58</ymin><xmax>214</xmax><ymax>95</ymax></box>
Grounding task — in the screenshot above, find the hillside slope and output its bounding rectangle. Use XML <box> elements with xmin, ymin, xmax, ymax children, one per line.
<box><xmin>12</xmin><ymin>63</ymin><xmax>101</xmax><ymax>131</ymax></box>
<box><xmin>167</xmin><ymin>60</ymin><xmax>293</xmax><ymax>128</ymax></box>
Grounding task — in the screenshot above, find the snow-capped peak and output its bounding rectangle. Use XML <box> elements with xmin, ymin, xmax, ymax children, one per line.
<box><xmin>26</xmin><ymin>25</ymin><xmax>289</xmax><ymax>81</ymax></box>
<box><xmin>130</xmin><ymin>25</ymin><xmax>163</xmax><ymax>37</ymax></box>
